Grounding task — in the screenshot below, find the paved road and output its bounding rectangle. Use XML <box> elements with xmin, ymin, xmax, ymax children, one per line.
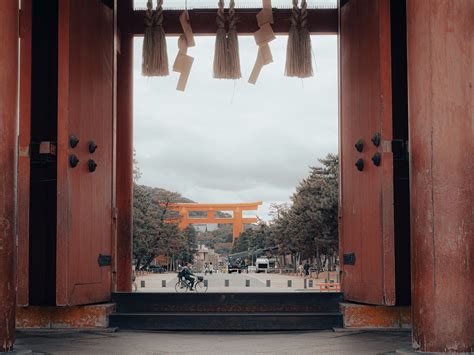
<box><xmin>136</xmin><ymin>272</ymin><xmax>339</xmax><ymax>293</ymax></box>
<box><xmin>16</xmin><ymin>328</ymin><xmax>412</xmax><ymax>354</ymax></box>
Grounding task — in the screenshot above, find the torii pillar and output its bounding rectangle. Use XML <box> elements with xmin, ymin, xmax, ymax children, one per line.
<box><xmin>0</xmin><ymin>0</ymin><xmax>19</xmax><ymax>351</ymax></box>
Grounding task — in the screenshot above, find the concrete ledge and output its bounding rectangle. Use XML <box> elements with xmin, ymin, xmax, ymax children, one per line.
<box><xmin>340</xmin><ymin>302</ymin><xmax>411</xmax><ymax>329</ymax></box>
<box><xmin>333</xmin><ymin>327</ymin><xmax>411</xmax><ymax>332</ymax></box>
<box><xmin>16</xmin><ymin>303</ymin><xmax>115</xmax><ymax>329</ymax></box>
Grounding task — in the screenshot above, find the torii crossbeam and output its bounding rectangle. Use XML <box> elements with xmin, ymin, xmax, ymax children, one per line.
<box><xmin>169</xmin><ymin>202</ymin><xmax>263</xmax><ymax>242</ymax></box>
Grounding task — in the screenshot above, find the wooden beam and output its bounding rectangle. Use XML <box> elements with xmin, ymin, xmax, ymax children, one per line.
<box><xmin>169</xmin><ymin>202</ymin><xmax>263</xmax><ymax>211</ymax></box>
<box><xmin>116</xmin><ymin>0</ymin><xmax>134</xmax><ymax>293</ymax></box>
<box><xmin>0</xmin><ymin>0</ymin><xmax>19</xmax><ymax>351</ymax></box>
<box><xmin>17</xmin><ymin>0</ymin><xmax>33</xmax><ymax>307</ymax></box>
<box><xmin>179</xmin><ymin>217</ymin><xmax>258</xmax><ymax>225</ymax></box>
<box><xmin>123</xmin><ymin>8</ymin><xmax>338</xmax><ymax>36</ymax></box>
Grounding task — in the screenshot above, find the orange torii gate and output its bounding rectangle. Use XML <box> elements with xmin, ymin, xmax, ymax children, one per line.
<box><xmin>169</xmin><ymin>202</ymin><xmax>263</xmax><ymax>241</ymax></box>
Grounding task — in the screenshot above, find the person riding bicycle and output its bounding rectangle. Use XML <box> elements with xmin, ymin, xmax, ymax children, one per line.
<box><xmin>181</xmin><ymin>263</ymin><xmax>195</xmax><ymax>290</ymax></box>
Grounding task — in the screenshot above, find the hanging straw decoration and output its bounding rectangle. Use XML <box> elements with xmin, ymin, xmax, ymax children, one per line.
<box><xmin>213</xmin><ymin>0</ymin><xmax>228</xmax><ymax>78</ymax></box>
<box><xmin>142</xmin><ymin>0</ymin><xmax>169</xmax><ymax>76</ymax></box>
<box><xmin>142</xmin><ymin>0</ymin><xmax>156</xmax><ymax>76</ymax></box>
<box><xmin>285</xmin><ymin>0</ymin><xmax>300</xmax><ymax>77</ymax></box>
<box><xmin>285</xmin><ymin>0</ymin><xmax>313</xmax><ymax>78</ymax></box>
<box><xmin>299</xmin><ymin>0</ymin><xmax>313</xmax><ymax>77</ymax></box>
<box><xmin>248</xmin><ymin>0</ymin><xmax>275</xmax><ymax>84</ymax></box>
<box><xmin>226</xmin><ymin>0</ymin><xmax>241</xmax><ymax>79</ymax></box>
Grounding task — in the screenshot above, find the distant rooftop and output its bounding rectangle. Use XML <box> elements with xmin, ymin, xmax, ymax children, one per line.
<box><xmin>134</xmin><ymin>0</ymin><xmax>337</xmax><ymax>10</ymax></box>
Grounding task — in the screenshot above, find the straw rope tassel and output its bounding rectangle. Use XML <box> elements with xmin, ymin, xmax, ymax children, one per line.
<box><xmin>153</xmin><ymin>0</ymin><xmax>169</xmax><ymax>76</ymax></box>
<box><xmin>227</xmin><ymin>0</ymin><xmax>241</xmax><ymax>79</ymax></box>
<box><xmin>213</xmin><ymin>0</ymin><xmax>228</xmax><ymax>78</ymax></box>
<box><xmin>142</xmin><ymin>0</ymin><xmax>156</xmax><ymax>76</ymax></box>
<box><xmin>299</xmin><ymin>0</ymin><xmax>313</xmax><ymax>78</ymax></box>
<box><xmin>285</xmin><ymin>0</ymin><xmax>300</xmax><ymax>77</ymax></box>
<box><xmin>142</xmin><ymin>0</ymin><xmax>169</xmax><ymax>76</ymax></box>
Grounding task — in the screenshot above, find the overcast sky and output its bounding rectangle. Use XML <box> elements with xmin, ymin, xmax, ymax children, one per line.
<box><xmin>133</xmin><ymin>34</ymin><xmax>338</xmax><ymax>219</ymax></box>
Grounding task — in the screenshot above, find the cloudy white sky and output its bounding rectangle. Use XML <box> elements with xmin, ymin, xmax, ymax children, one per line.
<box><xmin>133</xmin><ymin>34</ymin><xmax>338</xmax><ymax>219</ymax></box>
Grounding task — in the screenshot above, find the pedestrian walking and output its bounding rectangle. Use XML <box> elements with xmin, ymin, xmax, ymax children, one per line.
<box><xmin>303</xmin><ymin>261</ymin><xmax>310</xmax><ymax>277</ymax></box>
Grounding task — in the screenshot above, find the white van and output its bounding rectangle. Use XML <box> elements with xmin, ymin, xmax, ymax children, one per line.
<box><xmin>256</xmin><ymin>258</ymin><xmax>270</xmax><ymax>273</ymax></box>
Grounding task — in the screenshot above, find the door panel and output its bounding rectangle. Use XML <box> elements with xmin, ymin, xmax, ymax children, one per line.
<box><xmin>57</xmin><ymin>0</ymin><xmax>114</xmax><ymax>305</ymax></box>
<box><xmin>339</xmin><ymin>0</ymin><xmax>395</xmax><ymax>305</ymax></box>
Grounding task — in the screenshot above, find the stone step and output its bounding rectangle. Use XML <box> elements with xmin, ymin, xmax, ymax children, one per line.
<box><xmin>112</xmin><ymin>292</ymin><xmax>343</xmax><ymax>313</ymax></box>
<box><xmin>109</xmin><ymin>312</ymin><xmax>343</xmax><ymax>331</ymax></box>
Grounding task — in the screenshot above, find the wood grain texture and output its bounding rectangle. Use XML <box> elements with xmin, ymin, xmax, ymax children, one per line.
<box><xmin>407</xmin><ymin>0</ymin><xmax>474</xmax><ymax>352</ymax></box>
<box><xmin>116</xmin><ymin>0</ymin><xmax>134</xmax><ymax>291</ymax></box>
<box><xmin>115</xmin><ymin>0</ymin><xmax>133</xmax><ymax>292</ymax></box>
<box><xmin>57</xmin><ymin>0</ymin><xmax>115</xmax><ymax>305</ymax></box>
<box><xmin>122</xmin><ymin>8</ymin><xmax>337</xmax><ymax>36</ymax></box>
<box><xmin>17</xmin><ymin>0</ymin><xmax>33</xmax><ymax>307</ymax></box>
<box><xmin>0</xmin><ymin>0</ymin><xmax>19</xmax><ymax>350</ymax></box>
<box><xmin>339</xmin><ymin>0</ymin><xmax>395</xmax><ymax>305</ymax></box>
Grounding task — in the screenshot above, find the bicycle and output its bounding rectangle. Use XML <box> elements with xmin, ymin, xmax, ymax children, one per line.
<box><xmin>175</xmin><ymin>275</ymin><xmax>208</xmax><ymax>293</ymax></box>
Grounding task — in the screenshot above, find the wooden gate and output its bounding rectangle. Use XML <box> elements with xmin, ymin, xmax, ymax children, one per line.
<box><xmin>339</xmin><ymin>0</ymin><xmax>396</xmax><ymax>305</ymax></box>
<box><xmin>56</xmin><ymin>0</ymin><xmax>115</xmax><ymax>305</ymax></box>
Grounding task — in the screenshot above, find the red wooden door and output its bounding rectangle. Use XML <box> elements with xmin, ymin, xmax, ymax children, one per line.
<box><xmin>339</xmin><ymin>0</ymin><xmax>395</xmax><ymax>305</ymax></box>
<box><xmin>57</xmin><ymin>0</ymin><xmax>115</xmax><ymax>305</ymax></box>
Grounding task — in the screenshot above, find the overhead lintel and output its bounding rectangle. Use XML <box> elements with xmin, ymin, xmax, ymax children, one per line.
<box><xmin>123</xmin><ymin>8</ymin><xmax>338</xmax><ymax>36</ymax></box>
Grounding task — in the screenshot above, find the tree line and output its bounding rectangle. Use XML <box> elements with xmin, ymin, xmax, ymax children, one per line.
<box><xmin>132</xmin><ymin>153</ymin><xmax>338</xmax><ymax>272</ymax></box>
<box><xmin>132</xmin><ymin>155</ymin><xmax>198</xmax><ymax>271</ymax></box>
<box><xmin>232</xmin><ymin>154</ymin><xmax>339</xmax><ymax>271</ymax></box>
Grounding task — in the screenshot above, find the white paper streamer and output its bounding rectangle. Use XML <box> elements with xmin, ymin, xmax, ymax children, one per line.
<box><xmin>173</xmin><ymin>11</ymin><xmax>195</xmax><ymax>91</ymax></box>
<box><xmin>248</xmin><ymin>0</ymin><xmax>275</xmax><ymax>85</ymax></box>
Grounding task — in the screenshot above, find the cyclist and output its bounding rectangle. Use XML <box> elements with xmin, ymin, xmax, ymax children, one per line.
<box><xmin>181</xmin><ymin>263</ymin><xmax>195</xmax><ymax>290</ymax></box>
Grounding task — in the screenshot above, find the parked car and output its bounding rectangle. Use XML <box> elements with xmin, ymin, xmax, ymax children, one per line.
<box><xmin>148</xmin><ymin>265</ymin><xmax>165</xmax><ymax>274</ymax></box>
<box><xmin>227</xmin><ymin>261</ymin><xmax>248</xmax><ymax>274</ymax></box>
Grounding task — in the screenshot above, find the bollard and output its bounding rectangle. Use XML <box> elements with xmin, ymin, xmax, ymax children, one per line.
<box><xmin>266</xmin><ymin>280</ymin><xmax>271</xmax><ymax>287</ymax></box>
<box><xmin>161</xmin><ymin>280</ymin><xmax>166</xmax><ymax>288</ymax></box>
<box><xmin>204</xmin><ymin>280</ymin><xmax>208</xmax><ymax>287</ymax></box>
<box><xmin>309</xmin><ymin>279</ymin><xmax>313</xmax><ymax>288</ymax></box>
<box><xmin>304</xmin><ymin>278</ymin><xmax>307</xmax><ymax>289</ymax></box>
<box><xmin>245</xmin><ymin>279</ymin><xmax>250</xmax><ymax>287</ymax></box>
<box><xmin>225</xmin><ymin>279</ymin><xmax>229</xmax><ymax>287</ymax></box>
<box><xmin>287</xmin><ymin>280</ymin><xmax>292</xmax><ymax>287</ymax></box>
<box><xmin>140</xmin><ymin>280</ymin><xmax>145</xmax><ymax>288</ymax></box>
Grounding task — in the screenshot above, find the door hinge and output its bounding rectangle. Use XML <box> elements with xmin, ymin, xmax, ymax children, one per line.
<box><xmin>30</xmin><ymin>141</ymin><xmax>57</xmax><ymax>162</ymax></box>
<box><xmin>392</xmin><ymin>140</ymin><xmax>409</xmax><ymax>161</ymax></box>
<box><xmin>98</xmin><ymin>254</ymin><xmax>112</xmax><ymax>267</ymax></box>
<box><xmin>382</xmin><ymin>139</ymin><xmax>409</xmax><ymax>161</ymax></box>
<box><xmin>343</xmin><ymin>253</ymin><xmax>356</xmax><ymax>266</ymax></box>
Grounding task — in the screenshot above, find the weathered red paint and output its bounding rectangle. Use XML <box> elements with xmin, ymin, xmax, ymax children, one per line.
<box><xmin>17</xmin><ymin>0</ymin><xmax>33</xmax><ymax>308</ymax></box>
<box><xmin>57</xmin><ymin>0</ymin><xmax>115</xmax><ymax>305</ymax></box>
<box><xmin>340</xmin><ymin>302</ymin><xmax>411</xmax><ymax>329</ymax></box>
<box><xmin>115</xmin><ymin>0</ymin><xmax>134</xmax><ymax>293</ymax></box>
<box><xmin>339</xmin><ymin>0</ymin><xmax>395</xmax><ymax>305</ymax></box>
<box><xmin>16</xmin><ymin>304</ymin><xmax>115</xmax><ymax>329</ymax></box>
<box><xmin>0</xmin><ymin>0</ymin><xmax>19</xmax><ymax>350</ymax></box>
<box><xmin>407</xmin><ymin>0</ymin><xmax>474</xmax><ymax>352</ymax></box>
